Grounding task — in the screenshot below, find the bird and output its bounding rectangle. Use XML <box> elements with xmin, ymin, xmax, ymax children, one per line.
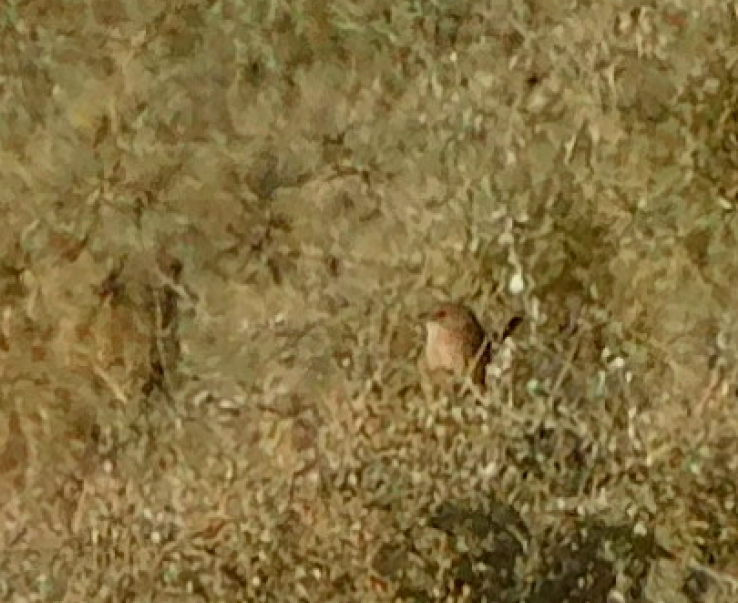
<box><xmin>423</xmin><ymin>303</ymin><xmax>491</xmax><ymax>389</ymax></box>
<box><xmin>423</xmin><ymin>303</ymin><xmax>522</xmax><ymax>390</ymax></box>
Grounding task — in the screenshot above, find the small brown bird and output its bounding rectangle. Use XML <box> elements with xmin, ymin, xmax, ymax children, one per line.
<box><xmin>424</xmin><ymin>303</ymin><xmax>491</xmax><ymax>388</ymax></box>
<box><xmin>423</xmin><ymin>303</ymin><xmax>522</xmax><ymax>390</ymax></box>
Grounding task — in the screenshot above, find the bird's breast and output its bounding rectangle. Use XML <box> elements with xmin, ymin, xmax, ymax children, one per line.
<box><xmin>425</xmin><ymin>324</ymin><xmax>466</xmax><ymax>373</ymax></box>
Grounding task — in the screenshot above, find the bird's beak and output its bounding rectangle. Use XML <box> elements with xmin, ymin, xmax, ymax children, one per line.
<box><xmin>421</xmin><ymin>309</ymin><xmax>437</xmax><ymax>326</ymax></box>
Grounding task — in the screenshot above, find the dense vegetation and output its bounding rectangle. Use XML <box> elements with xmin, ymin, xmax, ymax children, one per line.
<box><xmin>1</xmin><ymin>1</ymin><xmax>738</xmax><ymax>601</ymax></box>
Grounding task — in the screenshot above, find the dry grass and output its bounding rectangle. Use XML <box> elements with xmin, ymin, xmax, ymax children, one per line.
<box><xmin>2</xmin><ymin>0</ymin><xmax>738</xmax><ymax>601</ymax></box>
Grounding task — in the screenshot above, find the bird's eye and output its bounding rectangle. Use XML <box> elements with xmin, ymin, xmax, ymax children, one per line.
<box><xmin>435</xmin><ymin>309</ymin><xmax>447</xmax><ymax>320</ymax></box>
